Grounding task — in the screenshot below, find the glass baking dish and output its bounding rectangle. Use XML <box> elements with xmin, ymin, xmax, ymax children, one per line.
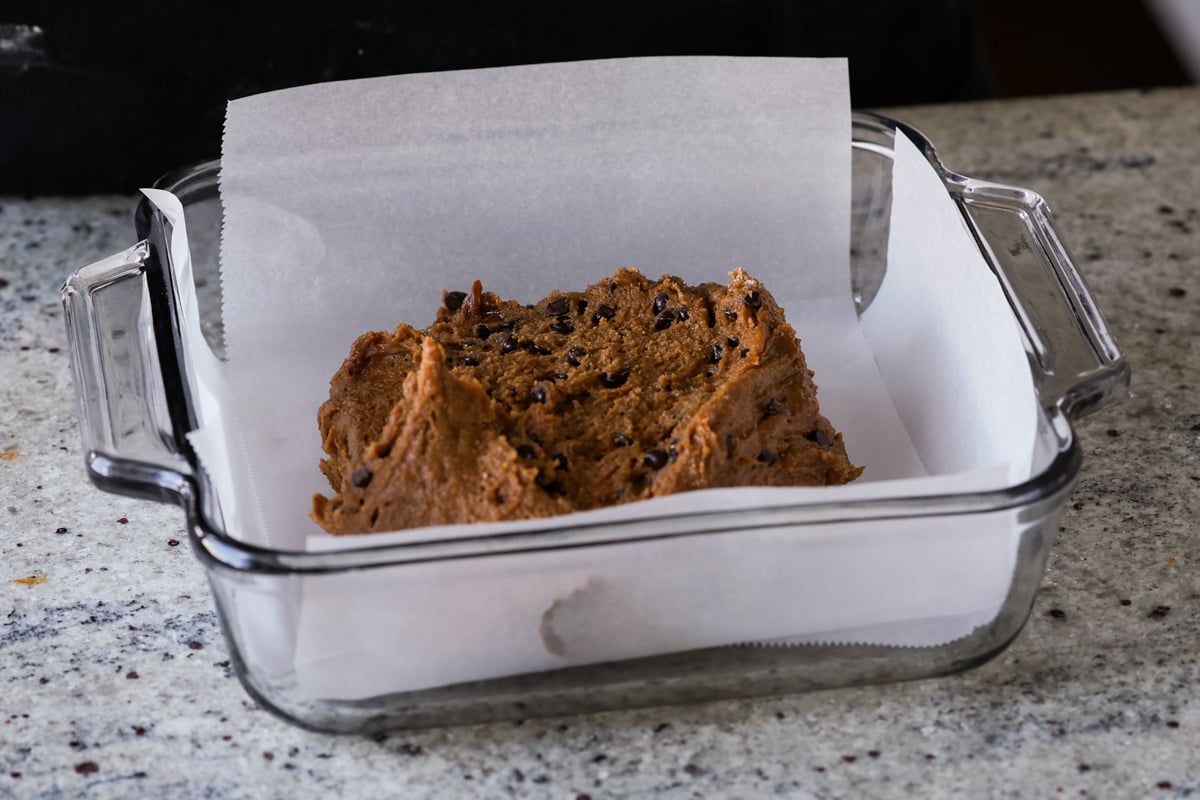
<box><xmin>62</xmin><ymin>111</ymin><xmax>1127</xmax><ymax>734</ymax></box>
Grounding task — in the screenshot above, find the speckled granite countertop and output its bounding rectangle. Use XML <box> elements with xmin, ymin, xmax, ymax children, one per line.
<box><xmin>2</xmin><ymin>87</ymin><xmax>1197</xmax><ymax>799</ymax></box>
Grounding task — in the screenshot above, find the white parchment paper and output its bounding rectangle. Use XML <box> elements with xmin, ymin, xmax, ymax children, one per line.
<box><xmin>218</xmin><ymin>57</ymin><xmax>933</xmax><ymax>550</ymax></box>
<box><xmin>159</xmin><ymin>57</ymin><xmax>1044</xmax><ymax>698</ymax></box>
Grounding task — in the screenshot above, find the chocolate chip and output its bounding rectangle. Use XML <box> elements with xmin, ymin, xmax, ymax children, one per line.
<box><xmin>593</xmin><ymin>304</ymin><xmax>617</xmax><ymax>325</ymax></box>
<box><xmin>654</xmin><ymin>311</ymin><xmax>674</xmax><ymax>331</ymax></box>
<box><xmin>644</xmin><ymin>449</ymin><xmax>669</xmax><ymax>469</ymax></box>
<box><xmin>501</xmin><ymin>335</ymin><xmax>519</xmax><ymax>355</ymax></box>
<box><xmin>763</xmin><ymin>398</ymin><xmax>786</xmax><ymax>417</ymax></box>
<box><xmin>599</xmin><ymin>369</ymin><xmax>630</xmax><ymax>388</ymax></box>
<box><xmin>676</xmin><ymin>308</ymin><xmax>689</xmax><ymax>321</ymax></box>
<box><xmin>709</xmin><ymin>343</ymin><xmax>723</xmax><ymax>363</ymax></box>
<box><xmin>540</xmin><ymin>479</ymin><xmax>567</xmax><ymax>496</ymax></box>
<box><xmin>566</xmin><ymin>346</ymin><xmax>586</xmax><ymax>367</ymax></box>
<box><xmin>576</xmin><ymin>299</ymin><xmax>589</xmax><ymax>314</ymax></box>
<box><xmin>757</xmin><ymin>450</ymin><xmax>779</xmax><ymax>465</ymax></box>
<box><xmin>613</xmin><ymin>432</ymin><xmax>633</xmax><ymax>447</ymax></box>
<box><xmin>547</xmin><ymin>297</ymin><xmax>570</xmax><ymax>316</ymax></box>
<box><xmin>474</xmin><ymin>324</ymin><xmax>493</xmax><ymax>340</ymax></box>
<box><xmin>444</xmin><ymin>291</ymin><xmax>467</xmax><ymax>312</ymax></box>
<box><xmin>745</xmin><ymin>291</ymin><xmax>762</xmax><ymax>311</ymax></box>
<box><xmin>525</xmin><ymin>342</ymin><xmax>552</xmax><ymax>356</ymax></box>
<box><xmin>806</xmin><ymin>430</ymin><xmax>832</xmax><ymax>447</ymax></box>
<box><xmin>350</xmin><ymin>467</ymin><xmax>373</xmax><ymax>487</ymax></box>
<box><xmin>550</xmin><ymin>319</ymin><xmax>575</xmax><ymax>335</ymax></box>
<box><xmin>530</xmin><ymin>386</ymin><xmax>547</xmax><ymax>404</ymax></box>
<box><xmin>553</xmin><ymin>453</ymin><xmax>569</xmax><ymax>471</ymax></box>
<box><xmin>727</xmin><ymin>336</ymin><xmax>739</xmax><ymax>348</ymax></box>
<box><xmin>668</xmin><ymin>442</ymin><xmax>679</xmax><ymax>461</ymax></box>
<box><xmin>653</xmin><ymin>293</ymin><xmax>669</xmax><ymax>314</ymax></box>
<box><xmin>723</xmin><ymin>308</ymin><xmax>738</xmax><ymax>321</ymax></box>
<box><xmin>517</xmin><ymin>444</ymin><xmax>536</xmax><ymax>460</ymax></box>
<box><xmin>460</xmin><ymin>356</ymin><xmax>480</xmax><ymax>366</ymax></box>
<box><xmin>553</xmin><ymin>372</ymin><xmax>568</xmax><ymax>381</ymax></box>
<box><xmin>725</xmin><ymin>434</ymin><xmax>736</xmax><ymax>458</ymax></box>
<box><xmin>739</xmin><ymin>348</ymin><xmax>749</xmax><ymax>358</ymax></box>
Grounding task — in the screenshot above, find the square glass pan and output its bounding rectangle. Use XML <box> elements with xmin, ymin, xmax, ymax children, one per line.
<box><xmin>63</xmin><ymin>111</ymin><xmax>1127</xmax><ymax>733</ymax></box>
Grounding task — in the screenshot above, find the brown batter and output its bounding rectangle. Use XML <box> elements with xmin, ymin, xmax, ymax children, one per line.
<box><xmin>311</xmin><ymin>268</ymin><xmax>862</xmax><ymax>534</ymax></box>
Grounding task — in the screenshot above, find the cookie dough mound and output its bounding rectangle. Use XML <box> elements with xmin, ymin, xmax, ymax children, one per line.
<box><xmin>312</xmin><ymin>268</ymin><xmax>862</xmax><ymax>534</ymax></box>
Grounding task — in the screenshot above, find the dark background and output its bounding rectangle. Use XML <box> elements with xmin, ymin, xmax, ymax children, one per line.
<box><xmin>1</xmin><ymin>0</ymin><xmax>1190</xmax><ymax>194</ymax></box>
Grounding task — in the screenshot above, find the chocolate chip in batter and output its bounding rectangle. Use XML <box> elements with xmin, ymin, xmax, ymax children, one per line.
<box><xmin>599</xmin><ymin>369</ymin><xmax>630</xmax><ymax>388</ymax></box>
<box><xmin>501</xmin><ymin>335</ymin><xmax>519</xmax><ymax>355</ymax></box>
<box><xmin>709</xmin><ymin>343</ymin><xmax>723</xmax><ymax>363</ymax></box>
<box><xmin>726</xmin><ymin>434</ymin><xmax>736</xmax><ymax>458</ymax></box>
<box><xmin>461</xmin><ymin>356</ymin><xmax>480</xmax><ymax>367</ymax></box>
<box><xmin>727</xmin><ymin>336</ymin><xmax>740</xmax><ymax>348</ymax></box>
<box><xmin>756</xmin><ymin>450</ymin><xmax>779</xmax><ymax>465</ymax></box>
<box><xmin>745</xmin><ymin>292</ymin><xmax>762</xmax><ymax>311</ymax></box>
<box><xmin>576</xmin><ymin>299</ymin><xmax>589</xmax><ymax>314</ymax></box>
<box><xmin>550</xmin><ymin>319</ymin><xmax>575</xmax><ymax>335</ymax></box>
<box><xmin>444</xmin><ymin>291</ymin><xmax>467</xmax><ymax>312</ymax></box>
<box><xmin>530</xmin><ymin>386</ymin><xmax>548</xmax><ymax>404</ymax></box>
<box><xmin>644</xmin><ymin>449</ymin><xmax>669</xmax><ymax>470</ymax></box>
<box><xmin>540</xmin><ymin>479</ymin><xmax>567</xmax><ymax>496</ymax></box>
<box><xmin>653</xmin><ymin>293</ymin><xmax>669</xmax><ymax>314</ymax></box>
<box><xmin>613</xmin><ymin>432</ymin><xmax>633</xmax><ymax>448</ymax></box>
<box><xmin>763</xmin><ymin>398</ymin><xmax>786</xmax><ymax>417</ymax></box>
<box><xmin>517</xmin><ymin>444</ymin><xmax>537</xmax><ymax>460</ymax></box>
<box><xmin>474</xmin><ymin>324</ymin><xmax>493</xmax><ymax>340</ymax></box>
<box><xmin>806</xmin><ymin>430</ymin><xmax>832</xmax><ymax>447</ymax></box>
<box><xmin>547</xmin><ymin>297</ymin><xmax>570</xmax><ymax>316</ymax></box>
<box><xmin>351</xmin><ymin>467</ymin><xmax>373</xmax><ymax>488</ymax></box>
<box><xmin>676</xmin><ymin>308</ymin><xmax>689</xmax><ymax>321</ymax></box>
<box><xmin>566</xmin><ymin>346</ymin><xmax>586</xmax><ymax>367</ymax></box>
<box><xmin>553</xmin><ymin>453</ymin><xmax>570</xmax><ymax>471</ymax></box>
<box><xmin>723</xmin><ymin>308</ymin><xmax>738</xmax><ymax>322</ymax></box>
<box><xmin>525</xmin><ymin>342</ymin><xmax>552</xmax><ymax>356</ymax></box>
<box><xmin>654</xmin><ymin>311</ymin><xmax>675</xmax><ymax>331</ymax></box>
<box><xmin>593</xmin><ymin>304</ymin><xmax>617</xmax><ymax>325</ymax></box>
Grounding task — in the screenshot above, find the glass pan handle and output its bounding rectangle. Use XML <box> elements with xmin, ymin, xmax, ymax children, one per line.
<box><xmin>62</xmin><ymin>242</ymin><xmax>192</xmax><ymax>503</ymax></box>
<box><xmin>958</xmin><ymin>186</ymin><xmax>1130</xmax><ymax>419</ymax></box>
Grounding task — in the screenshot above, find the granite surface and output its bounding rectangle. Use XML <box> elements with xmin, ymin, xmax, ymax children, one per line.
<box><xmin>1</xmin><ymin>87</ymin><xmax>1197</xmax><ymax>798</ymax></box>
